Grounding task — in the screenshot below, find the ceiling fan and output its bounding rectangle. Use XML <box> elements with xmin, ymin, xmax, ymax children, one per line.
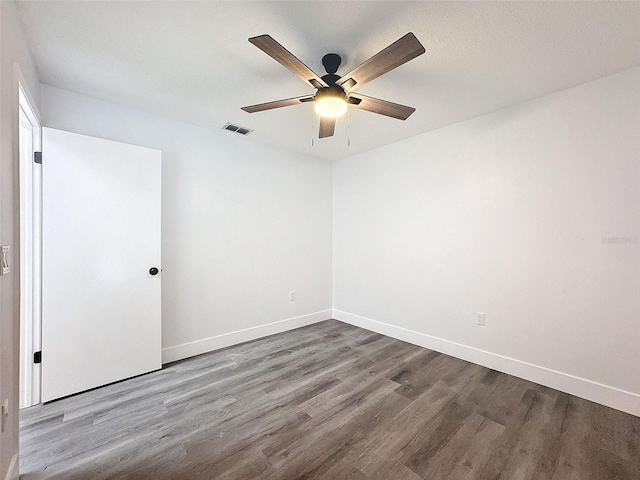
<box><xmin>241</xmin><ymin>33</ymin><xmax>426</xmax><ymax>139</ymax></box>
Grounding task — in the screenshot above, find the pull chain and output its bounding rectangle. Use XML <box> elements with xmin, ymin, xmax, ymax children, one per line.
<box><xmin>347</xmin><ymin>102</ymin><xmax>351</xmax><ymax>147</ymax></box>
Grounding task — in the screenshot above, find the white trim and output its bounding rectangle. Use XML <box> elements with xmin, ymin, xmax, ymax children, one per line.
<box><xmin>13</xmin><ymin>63</ymin><xmax>42</xmax><ymax>124</ymax></box>
<box><xmin>162</xmin><ymin>310</ymin><xmax>333</xmax><ymax>364</ymax></box>
<box><xmin>332</xmin><ymin>309</ymin><xmax>640</xmax><ymax>417</ymax></box>
<box><xmin>18</xmin><ymin>82</ymin><xmax>43</xmax><ymax>409</ymax></box>
<box><xmin>4</xmin><ymin>453</ymin><xmax>18</xmax><ymax>480</ymax></box>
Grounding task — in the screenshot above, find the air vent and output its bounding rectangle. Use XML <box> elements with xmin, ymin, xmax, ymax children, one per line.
<box><xmin>222</xmin><ymin>123</ymin><xmax>253</xmax><ymax>135</ymax></box>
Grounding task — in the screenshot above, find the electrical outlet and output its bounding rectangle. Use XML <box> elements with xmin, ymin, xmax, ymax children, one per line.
<box><xmin>476</xmin><ymin>312</ymin><xmax>486</xmax><ymax>326</ymax></box>
<box><xmin>289</xmin><ymin>291</ymin><xmax>296</xmax><ymax>301</ymax></box>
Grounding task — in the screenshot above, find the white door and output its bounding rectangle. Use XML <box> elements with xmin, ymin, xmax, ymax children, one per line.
<box><xmin>42</xmin><ymin>128</ymin><xmax>161</xmax><ymax>402</ymax></box>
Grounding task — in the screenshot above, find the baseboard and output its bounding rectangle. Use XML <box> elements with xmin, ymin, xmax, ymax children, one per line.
<box><xmin>332</xmin><ymin>309</ymin><xmax>640</xmax><ymax>417</ymax></box>
<box><xmin>4</xmin><ymin>453</ymin><xmax>17</xmax><ymax>480</ymax></box>
<box><xmin>162</xmin><ymin>310</ymin><xmax>332</xmax><ymax>364</ymax></box>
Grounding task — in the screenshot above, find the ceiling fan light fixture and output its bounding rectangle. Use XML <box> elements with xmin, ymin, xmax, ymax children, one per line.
<box><xmin>314</xmin><ymin>88</ymin><xmax>348</xmax><ymax>118</ymax></box>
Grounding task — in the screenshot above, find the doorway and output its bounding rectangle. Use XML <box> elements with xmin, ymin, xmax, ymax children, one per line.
<box><xmin>18</xmin><ymin>84</ymin><xmax>42</xmax><ymax>408</ymax></box>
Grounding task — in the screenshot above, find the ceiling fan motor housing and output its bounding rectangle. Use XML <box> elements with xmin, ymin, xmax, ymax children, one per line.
<box><xmin>315</xmin><ymin>85</ymin><xmax>346</xmax><ymax>103</ymax></box>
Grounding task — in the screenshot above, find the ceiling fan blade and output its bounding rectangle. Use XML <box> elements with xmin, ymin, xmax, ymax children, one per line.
<box><xmin>241</xmin><ymin>95</ymin><xmax>314</xmax><ymax>113</ymax></box>
<box><xmin>348</xmin><ymin>93</ymin><xmax>416</xmax><ymax>120</ymax></box>
<box><xmin>319</xmin><ymin>116</ymin><xmax>336</xmax><ymax>138</ymax></box>
<box><xmin>338</xmin><ymin>33</ymin><xmax>425</xmax><ymax>92</ymax></box>
<box><xmin>249</xmin><ymin>35</ymin><xmax>328</xmax><ymax>89</ymax></box>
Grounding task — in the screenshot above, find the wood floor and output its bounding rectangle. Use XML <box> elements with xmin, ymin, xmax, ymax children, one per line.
<box><xmin>20</xmin><ymin>320</ymin><xmax>640</xmax><ymax>480</ymax></box>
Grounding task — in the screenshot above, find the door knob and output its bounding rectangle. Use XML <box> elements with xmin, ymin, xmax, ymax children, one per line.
<box><xmin>149</xmin><ymin>267</ymin><xmax>159</xmax><ymax>276</ymax></box>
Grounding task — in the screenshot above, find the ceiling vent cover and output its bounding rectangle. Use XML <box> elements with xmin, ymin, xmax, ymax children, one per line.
<box><xmin>222</xmin><ymin>123</ymin><xmax>253</xmax><ymax>135</ymax></box>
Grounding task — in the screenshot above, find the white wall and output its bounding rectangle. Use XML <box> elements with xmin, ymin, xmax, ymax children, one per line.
<box><xmin>40</xmin><ymin>85</ymin><xmax>333</xmax><ymax>363</ymax></box>
<box><xmin>333</xmin><ymin>67</ymin><xmax>640</xmax><ymax>416</ymax></box>
<box><xmin>32</xmin><ymin>58</ymin><xmax>640</xmax><ymax>419</ymax></box>
<box><xmin>0</xmin><ymin>1</ymin><xmax>41</xmax><ymax>478</ymax></box>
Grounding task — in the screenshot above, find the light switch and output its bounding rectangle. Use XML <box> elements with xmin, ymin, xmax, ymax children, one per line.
<box><xmin>1</xmin><ymin>246</ymin><xmax>9</xmax><ymax>275</ymax></box>
<box><xmin>1</xmin><ymin>399</ymin><xmax>8</xmax><ymax>432</ymax></box>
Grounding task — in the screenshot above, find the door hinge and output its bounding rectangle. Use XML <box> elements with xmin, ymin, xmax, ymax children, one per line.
<box><xmin>34</xmin><ymin>151</ymin><xmax>42</xmax><ymax>164</ymax></box>
<box><xmin>33</xmin><ymin>351</ymin><xmax>42</xmax><ymax>364</ymax></box>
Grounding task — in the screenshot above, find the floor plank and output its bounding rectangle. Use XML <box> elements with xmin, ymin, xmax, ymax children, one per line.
<box><xmin>20</xmin><ymin>320</ymin><xmax>640</xmax><ymax>479</ymax></box>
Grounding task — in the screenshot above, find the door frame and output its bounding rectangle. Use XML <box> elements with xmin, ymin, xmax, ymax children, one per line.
<box><xmin>18</xmin><ymin>82</ymin><xmax>42</xmax><ymax>408</ymax></box>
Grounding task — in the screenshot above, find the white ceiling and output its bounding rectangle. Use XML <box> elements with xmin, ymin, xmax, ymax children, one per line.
<box><xmin>17</xmin><ymin>1</ymin><xmax>640</xmax><ymax>161</ymax></box>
